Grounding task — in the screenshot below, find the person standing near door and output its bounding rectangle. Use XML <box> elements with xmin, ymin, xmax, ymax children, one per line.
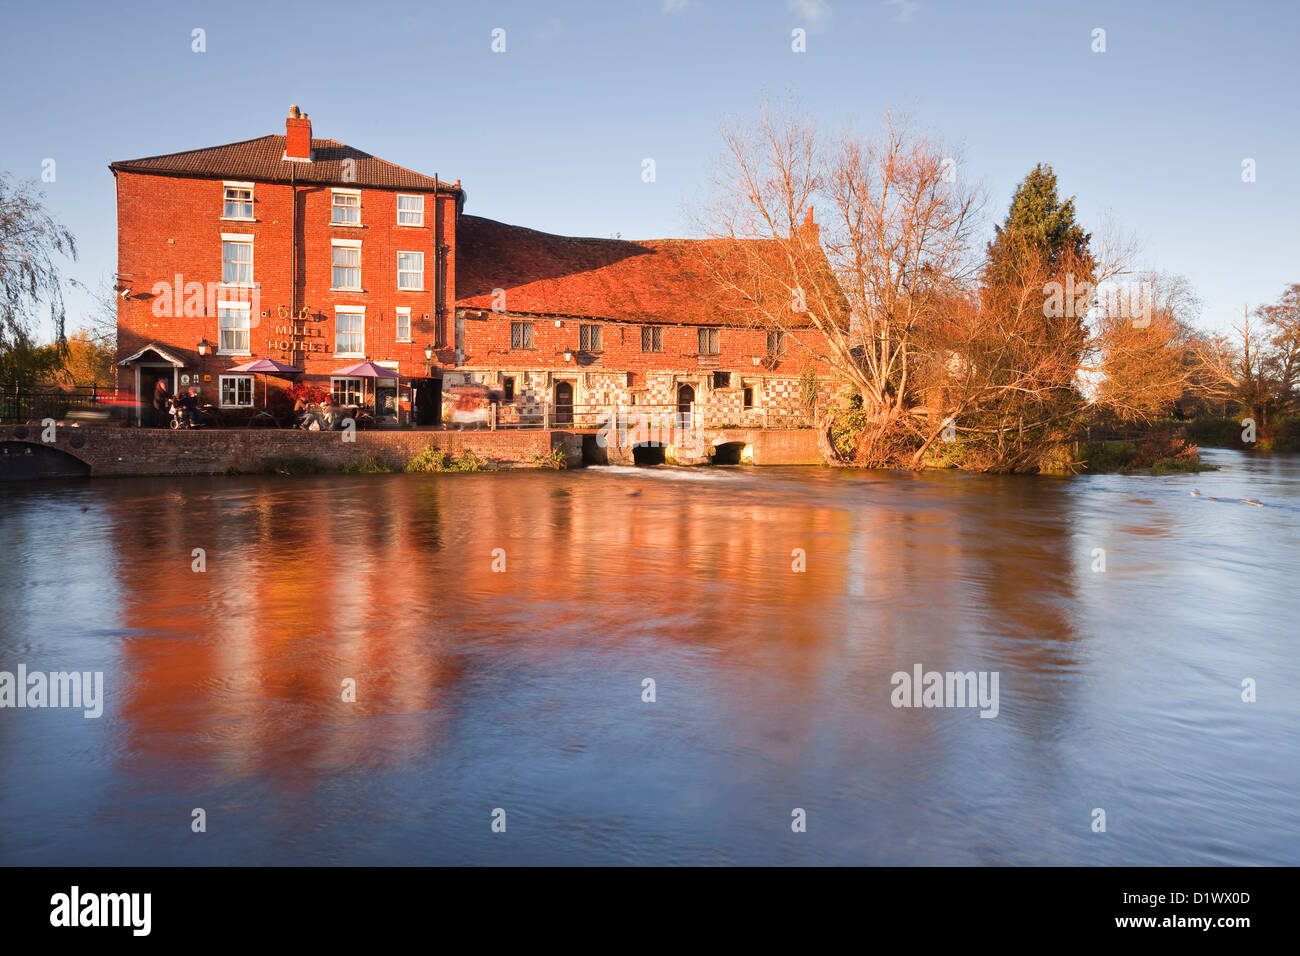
<box><xmin>151</xmin><ymin>378</ymin><xmax>171</xmax><ymax>428</ymax></box>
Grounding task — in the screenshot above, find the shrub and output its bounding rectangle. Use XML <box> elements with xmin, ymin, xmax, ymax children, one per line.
<box><xmin>453</xmin><ymin>450</ymin><xmax>485</xmax><ymax>472</ymax></box>
<box><xmin>405</xmin><ymin>447</ymin><xmax>454</xmax><ymax>472</ymax></box>
<box><xmin>1081</xmin><ymin>435</ymin><xmax>1215</xmax><ymax>474</ymax></box>
<box><xmin>532</xmin><ymin>448</ymin><xmax>568</xmax><ymax>470</ymax></box>
<box><xmin>288</xmin><ymin>382</ymin><xmax>331</xmax><ymax>405</ymax></box>
<box><xmin>799</xmin><ymin>369</ymin><xmax>819</xmax><ymax>409</ymax></box>
<box><xmin>1151</xmin><ymin>456</ymin><xmax>1215</xmax><ymax>474</ymax></box>
<box><xmin>405</xmin><ymin>447</ymin><xmax>486</xmax><ymax>473</ymax></box>
<box><xmin>830</xmin><ymin>408</ymin><xmax>870</xmax><ymax>461</ymax></box>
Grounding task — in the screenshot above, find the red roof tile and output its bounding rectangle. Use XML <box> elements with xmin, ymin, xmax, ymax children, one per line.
<box><xmin>454</xmin><ymin>216</ymin><xmax>839</xmax><ymax>327</ymax></box>
<box><xmin>110</xmin><ymin>135</ymin><xmax>458</xmax><ymax>192</ymax></box>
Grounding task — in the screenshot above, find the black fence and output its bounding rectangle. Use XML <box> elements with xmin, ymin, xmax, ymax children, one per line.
<box><xmin>1079</xmin><ymin>426</ymin><xmax>1186</xmax><ymax>444</ymax></box>
<box><xmin>1</xmin><ymin>383</ymin><xmax>113</xmax><ymax>425</ymax></box>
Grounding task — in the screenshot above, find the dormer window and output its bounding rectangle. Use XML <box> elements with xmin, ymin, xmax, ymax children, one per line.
<box><xmin>223</xmin><ymin>183</ymin><xmax>254</xmax><ymax>220</ymax></box>
<box><xmin>332</xmin><ymin>189</ymin><xmax>361</xmax><ymax>225</ymax></box>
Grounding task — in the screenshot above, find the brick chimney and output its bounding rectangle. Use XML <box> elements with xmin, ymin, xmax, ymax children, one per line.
<box><xmin>284</xmin><ymin>105</ymin><xmax>312</xmax><ymax>162</ymax></box>
<box><xmin>797</xmin><ymin>205</ymin><xmax>819</xmax><ymax>246</ymax></box>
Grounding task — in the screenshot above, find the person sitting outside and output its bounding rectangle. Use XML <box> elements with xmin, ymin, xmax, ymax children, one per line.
<box><xmin>320</xmin><ymin>396</ymin><xmax>341</xmax><ymax>430</ymax></box>
<box><xmin>179</xmin><ymin>386</ymin><xmax>202</xmax><ymax>428</ymax></box>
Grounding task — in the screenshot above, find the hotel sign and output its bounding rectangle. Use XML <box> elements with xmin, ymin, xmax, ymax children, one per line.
<box><xmin>267</xmin><ymin>305</ymin><xmax>330</xmax><ymax>354</ymax></box>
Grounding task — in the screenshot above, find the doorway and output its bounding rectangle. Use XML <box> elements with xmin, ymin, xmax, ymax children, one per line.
<box><xmin>677</xmin><ymin>383</ymin><xmax>695</xmax><ymax>431</ymax></box>
<box><xmin>412</xmin><ymin>377</ymin><xmax>442</xmax><ymax>426</ymax></box>
<box><xmin>554</xmin><ymin>380</ymin><xmax>574</xmax><ymax>425</ymax></box>
<box><xmin>138</xmin><ymin>365</ymin><xmax>176</xmax><ymax>428</ymax></box>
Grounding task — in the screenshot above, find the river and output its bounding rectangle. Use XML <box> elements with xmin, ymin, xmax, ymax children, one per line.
<box><xmin>1</xmin><ymin>448</ymin><xmax>1296</xmax><ymax>865</ymax></box>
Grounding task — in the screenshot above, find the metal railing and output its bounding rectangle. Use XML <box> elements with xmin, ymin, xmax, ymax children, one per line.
<box><xmin>1</xmin><ymin>383</ymin><xmax>109</xmax><ymax>424</ymax></box>
<box><xmin>1080</xmin><ymin>426</ymin><xmax>1186</xmax><ymax>444</ymax></box>
<box><xmin>465</xmin><ymin>401</ymin><xmax>812</xmax><ymax>431</ymax></box>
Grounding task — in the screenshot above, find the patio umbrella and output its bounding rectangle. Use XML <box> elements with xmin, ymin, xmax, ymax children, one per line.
<box><xmin>330</xmin><ymin>360</ymin><xmax>401</xmax><ymax>413</ymax></box>
<box><xmin>227</xmin><ymin>357</ymin><xmax>303</xmax><ymax>408</ymax></box>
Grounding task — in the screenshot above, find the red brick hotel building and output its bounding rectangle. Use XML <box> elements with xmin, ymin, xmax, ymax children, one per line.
<box><xmin>111</xmin><ymin>107</ymin><xmax>838</xmax><ymax>427</ymax></box>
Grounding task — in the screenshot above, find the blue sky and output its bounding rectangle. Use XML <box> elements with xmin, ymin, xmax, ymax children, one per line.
<box><xmin>2</xmin><ymin>0</ymin><xmax>1297</xmax><ymax>338</ymax></box>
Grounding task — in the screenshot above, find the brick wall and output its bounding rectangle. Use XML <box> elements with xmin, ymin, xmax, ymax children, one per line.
<box><xmin>453</xmin><ymin>313</ymin><xmax>840</xmax><ymax>425</ymax></box>
<box><xmin>0</xmin><ymin>424</ymin><xmax>820</xmax><ymax>476</ymax></box>
<box><xmin>114</xmin><ymin>170</ymin><xmax>458</xmax><ymax>410</ymax></box>
<box><xmin>0</xmin><ymin>425</ymin><xmax>561</xmax><ymax>477</ymax></box>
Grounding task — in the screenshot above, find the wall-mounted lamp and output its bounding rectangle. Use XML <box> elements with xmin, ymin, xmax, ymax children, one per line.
<box><xmin>197</xmin><ymin>338</ymin><xmax>211</xmax><ymax>356</ymax></box>
<box><xmin>751</xmin><ymin>355</ymin><xmax>761</xmax><ymax>366</ymax></box>
<box><xmin>424</xmin><ymin>343</ymin><xmax>435</xmax><ymax>360</ymax></box>
<box><xmin>563</xmin><ymin>351</ymin><xmax>572</xmax><ymax>363</ymax></box>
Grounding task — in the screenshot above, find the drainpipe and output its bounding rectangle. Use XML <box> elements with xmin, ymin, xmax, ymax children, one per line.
<box><xmin>290</xmin><ymin>167</ymin><xmax>297</xmax><ymax>329</ymax></box>
<box><xmin>433</xmin><ymin>173</ymin><xmax>441</xmax><ymax>364</ymax></box>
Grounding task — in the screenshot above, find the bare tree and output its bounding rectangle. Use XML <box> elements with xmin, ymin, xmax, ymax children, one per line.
<box><xmin>1190</xmin><ymin>310</ymin><xmax>1274</xmax><ymax>428</ymax></box>
<box><xmin>696</xmin><ymin>104</ymin><xmax>982</xmax><ymax>461</ymax></box>
<box><xmin>1190</xmin><ymin>286</ymin><xmax>1300</xmax><ymax>429</ymax></box>
<box><xmin>1255</xmin><ymin>283</ymin><xmax>1300</xmax><ymax>414</ymax></box>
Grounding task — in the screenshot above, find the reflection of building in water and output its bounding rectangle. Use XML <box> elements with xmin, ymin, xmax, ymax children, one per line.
<box><xmin>105</xmin><ymin>471</ymin><xmax>1092</xmax><ymax>795</ymax></box>
<box><xmin>105</xmin><ymin>476</ymin><xmax>872</xmax><ymax>779</ymax></box>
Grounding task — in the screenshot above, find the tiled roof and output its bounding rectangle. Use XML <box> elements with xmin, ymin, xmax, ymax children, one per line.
<box><xmin>454</xmin><ymin>216</ymin><xmax>840</xmax><ymax>327</ymax></box>
<box><xmin>110</xmin><ymin>135</ymin><xmax>458</xmax><ymax>192</ymax></box>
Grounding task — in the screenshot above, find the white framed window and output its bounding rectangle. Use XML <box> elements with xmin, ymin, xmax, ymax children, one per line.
<box><xmin>331</xmin><ymin>189</ymin><xmax>361</xmax><ymax>225</ymax></box>
<box><xmin>221</xmin><ymin>234</ymin><xmax>253</xmax><ymax>285</ymax></box>
<box><xmin>395</xmin><ymin>307</ymin><xmax>411</xmax><ymax>342</ymax></box>
<box><xmin>396</xmin><ymin>194</ymin><xmax>424</xmax><ymax>226</ymax></box>
<box><xmin>332</xmin><ymin>239</ymin><xmax>362</xmax><ymax>290</ymax></box>
<box><xmin>217</xmin><ymin>302</ymin><xmax>251</xmax><ymax>355</ymax></box>
<box><xmin>397</xmin><ymin>251</ymin><xmax>424</xmax><ymax>290</ymax></box>
<box><xmin>335</xmin><ymin>306</ymin><xmax>365</xmax><ymax>357</ymax></box>
<box><xmin>219</xmin><ymin>375</ymin><xmax>254</xmax><ymax>407</ymax></box>
<box><xmin>223</xmin><ymin>182</ymin><xmax>254</xmax><ymax>219</ymax></box>
<box><xmin>331</xmin><ymin>376</ymin><xmax>363</xmax><ymax>407</ymax></box>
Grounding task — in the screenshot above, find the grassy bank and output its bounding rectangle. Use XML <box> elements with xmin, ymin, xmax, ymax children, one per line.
<box><xmin>259</xmin><ymin>448</ymin><xmax>491</xmax><ymax>476</ymax></box>
<box><xmin>1079</xmin><ymin>438</ymin><xmax>1215</xmax><ymax>475</ymax></box>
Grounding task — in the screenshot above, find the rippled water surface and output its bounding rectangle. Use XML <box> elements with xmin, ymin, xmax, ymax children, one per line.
<box><xmin>1</xmin><ymin>448</ymin><xmax>1297</xmax><ymax>865</ymax></box>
